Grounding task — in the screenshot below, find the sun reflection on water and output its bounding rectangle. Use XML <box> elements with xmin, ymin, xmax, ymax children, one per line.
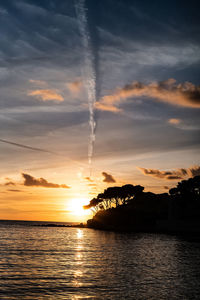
<box><xmin>72</xmin><ymin>229</ymin><xmax>84</xmax><ymax>287</ymax></box>
<box><xmin>76</xmin><ymin>229</ymin><xmax>83</xmax><ymax>239</ymax></box>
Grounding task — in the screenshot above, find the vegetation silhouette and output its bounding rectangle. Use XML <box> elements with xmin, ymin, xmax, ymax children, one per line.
<box><xmin>84</xmin><ymin>176</ymin><xmax>200</xmax><ymax>233</ymax></box>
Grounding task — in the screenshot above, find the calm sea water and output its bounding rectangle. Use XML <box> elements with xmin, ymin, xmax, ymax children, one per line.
<box><xmin>0</xmin><ymin>221</ymin><xmax>200</xmax><ymax>299</ymax></box>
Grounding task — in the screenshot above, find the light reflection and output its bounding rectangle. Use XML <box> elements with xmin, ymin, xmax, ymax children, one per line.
<box><xmin>76</xmin><ymin>252</ymin><xmax>82</xmax><ymax>260</ymax></box>
<box><xmin>76</xmin><ymin>229</ymin><xmax>83</xmax><ymax>239</ymax></box>
<box><xmin>72</xmin><ymin>296</ymin><xmax>94</xmax><ymax>300</ymax></box>
<box><xmin>74</xmin><ymin>270</ymin><xmax>83</xmax><ymax>278</ymax></box>
<box><xmin>72</xmin><ymin>229</ymin><xmax>84</xmax><ymax>286</ymax></box>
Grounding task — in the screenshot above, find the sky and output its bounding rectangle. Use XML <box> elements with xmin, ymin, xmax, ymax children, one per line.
<box><xmin>0</xmin><ymin>0</ymin><xmax>200</xmax><ymax>222</ymax></box>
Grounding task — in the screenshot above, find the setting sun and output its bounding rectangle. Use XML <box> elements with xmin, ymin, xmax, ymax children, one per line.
<box><xmin>67</xmin><ymin>198</ymin><xmax>91</xmax><ymax>216</ymax></box>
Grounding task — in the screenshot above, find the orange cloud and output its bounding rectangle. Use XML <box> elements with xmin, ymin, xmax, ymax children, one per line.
<box><xmin>168</xmin><ymin>118</ymin><xmax>182</xmax><ymax>125</ymax></box>
<box><xmin>5</xmin><ymin>181</ymin><xmax>15</xmax><ymax>186</ymax></box>
<box><xmin>67</xmin><ymin>80</ymin><xmax>82</xmax><ymax>95</ymax></box>
<box><xmin>96</xmin><ymin>79</ymin><xmax>200</xmax><ymax>112</ymax></box>
<box><xmin>85</xmin><ymin>176</ymin><xmax>93</xmax><ymax>182</ymax></box>
<box><xmin>138</xmin><ymin>165</ymin><xmax>200</xmax><ymax>180</ymax></box>
<box><xmin>28</xmin><ymin>89</ymin><xmax>64</xmax><ymax>101</ymax></box>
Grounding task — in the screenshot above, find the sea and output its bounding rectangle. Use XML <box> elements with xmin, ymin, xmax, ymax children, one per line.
<box><xmin>0</xmin><ymin>220</ymin><xmax>200</xmax><ymax>299</ymax></box>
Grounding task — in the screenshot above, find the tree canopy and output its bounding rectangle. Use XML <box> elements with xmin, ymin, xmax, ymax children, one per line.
<box><xmin>84</xmin><ymin>176</ymin><xmax>200</xmax><ymax>213</ymax></box>
<box><xmin>169</xmin><ymin>175</ymin><xmax>200</xmax><ymax>202</ymax></box>
<box><xmin>84</xmin><ymin>184</ymin><xmax>144</xmax><ymax>211</ymax></box>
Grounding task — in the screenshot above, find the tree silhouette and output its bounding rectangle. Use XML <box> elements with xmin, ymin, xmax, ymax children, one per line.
<box><xmin>84</xmin><ymin>184</ymin><xmax>145</xmax><ymax>211</ymax></box>
<box><xmin>85</xmin><ymin>176</ymin><xmax>200</xmax><ymax>231</ymax></box>
<box><xmin>121</xmin><ymin>184</ymin><xmax>144</xmax><ymax>204</ymax></box>
<box><xmin>83</xmin><ymin>197</ymin><xmax>102</xmax><ymax>212</ymax></box>
<box><xmin>169</xmin><ymin>175</ymin><xmax>200</xmax><ymax>202</ymax></box>
<box><xmin>97</xmin><ymin>192</ymin><xmax>111</xmax><ymax>209</ymax></box>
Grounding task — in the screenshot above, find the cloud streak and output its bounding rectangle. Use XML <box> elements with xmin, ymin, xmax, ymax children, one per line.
<box><xmin>28</xmin><ymin>89</ymin><xmax>64</xmax><ymax>101</ymax></box>
<box><xmin>0</xmin><ymin>138</ymin><xmax>55</xmax><ymax>154</ymax></box>
<box><xmin>75</xmin><ymin>0</ymin><xmax>97</xmax><ymax>173</ymax></box>
<box><xmin>96</xmin><ymin>79</ymin><xmax>200</xmax><ymax>112</ymax></box>
<box><xmin>22</xmin><ymin>173</ymin><xmax>70</xmax><ymax>188</ymax></box>
<box><xmin>138</xmin><ymin>165</ymin><xmax>200</xmax><ymax>180</ymax></box>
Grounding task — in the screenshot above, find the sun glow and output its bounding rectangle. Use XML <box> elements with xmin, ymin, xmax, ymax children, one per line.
<box><xmin>67</xmin><ymin>197</ymin><xmax>90</xmax><ymax>216</ymax></box>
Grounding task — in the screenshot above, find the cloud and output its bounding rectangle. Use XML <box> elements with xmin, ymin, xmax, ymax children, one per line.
<box><xmin>102</xmin><ymin>172</ymin><xmax>116</xmax><ymax>183</ymax></box>
<box><xmin>96</xmin><ymin>79</ymin><xmax>200</xmax><ymax>112</ymax></box>
<box><xmin>168</xmin><ymin>118</ymin><xmax>182</xmax><ymax>125</ymax></box>
<box><xmin>67</xmin><ymin>80</ymin><xmax>82</xmax><ymax>95</ymax></box>
<box><xmin>85</xmin><ymin>177</ymin><xmax>93</xmax><ymax>182</ymax></box>
<box><xmin>7</xmin><ymin>189</ymin><xmax>22</xmax><ymax>192</ymax></box>
<box><xmin>29</xmin><ymin>79</ymin><xmax>46</xmax><ymax>86</ymax></box>
<box><xmin>28</xmin><ymin>89</ymin><xmax>64</xmax><ymax>101</ymax></box>
<box><xmin>5</xmin><ymin>181</ymin><xmax>15</xmax><ymax>186</ymax></box>
<box><xmin>22</xmin><ymin>173</ymin><xmax>70</xmax><ymax>188</ymax></box>
<box><xmin>138</xmin><ymin>165</ymin><xmax>200</xmax><ymax>180</ymax></box>
<box><xmin>188</xmin><ymin>166</ymin><xmax>200</xmax><ymax>177</ymax></box>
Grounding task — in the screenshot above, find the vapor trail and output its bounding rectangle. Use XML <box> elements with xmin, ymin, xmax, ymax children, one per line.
<box><xmin>75</xmin><ymin>0</ymin><xmax>96</xmax><ymax>176</ymax></box>
<box><xmin>0</xmin><ymin>138</ymin><xmax>55</xmax><ymax>154</ymax></box>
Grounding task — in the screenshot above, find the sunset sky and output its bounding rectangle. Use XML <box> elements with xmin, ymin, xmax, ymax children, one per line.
<box><xmin>0</xmin><ymin>0</ymin><xmax>200</xmax><ymax>222</ymax></box>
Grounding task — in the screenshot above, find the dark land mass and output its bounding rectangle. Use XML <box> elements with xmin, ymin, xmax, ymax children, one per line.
<box><xmin>85</xmin><ymin>176</ymin><xmax>200</xmax><ymax>234</ymax></box>
<box><xmin>0</xmin><ymin>219</ymin><xmax>85</xmax><ymax>228</ymax></box>
<box><xmin>34</xmin><ymin>223</ymin><xmax>86</xmax><ymax>228</ymax></box>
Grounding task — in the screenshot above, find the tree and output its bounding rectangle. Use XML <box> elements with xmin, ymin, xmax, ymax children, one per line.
<box><xmin>121</xmin><ymin>184</ymin><xmax>144</xmax><ymax>204</ymax></box>
<box><xmin>83</xmin><ymin>197</ymin><xmax>103</xmax><ymax>213</ymax></box>
<box><xmin>97</xmin><ymin>193</ymin><xmax>111</xmax><ymax>209</ymax></box>
<box><xmin>169</xmin><ymin>175</ymin><xmax>200</xmax><ymax>203</ymax></box>
<box><xmin>103</xmin><ymin>187</ymin><xmax>122</xmax><ymax>207</ymax></box>
<box><xmin>84</xmin><ymin>184</ymin><xmax>145</xmax><ymax>212</ymax></box>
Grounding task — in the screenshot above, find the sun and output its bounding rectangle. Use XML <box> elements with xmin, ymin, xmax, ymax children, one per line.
<box><xmin>67</xmin><ymin>197</ymin><xmax>90</xmax><ymax>216</ymax></box>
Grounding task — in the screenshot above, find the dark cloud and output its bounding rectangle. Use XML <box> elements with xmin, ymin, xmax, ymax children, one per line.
<box><xmin>138</xmin><ymin>165</ymin><xmax>200</xmax><ymax>180</ymax></box>
<box><xmin>7</xmin><ymin>189</ymin><xmax>22</xmax><ymax>192</ymax></box>
<box><xmin>22</xmin><ymin>173</ymin><xmax>70</xmax><ymax>188</ymax></box>
<box><xmin>188</xmin><ymin>166</ymin><xmax>200</xmax><ymax>177</ymax></box>
<box><xmin>138</xmin><ymin>167</ymin><xmax>182</xmax><ymax>180</ymax></box>
<box><xmin>166</xmin><ymin>175</ymin><xmax>182</xmax><ymax>180</ymax></box>
<box><xmin>102</xmin><ymin>172</ymin><xmax>116</xmax><ymax>183</ymax></box>
<box><xmin>4</xmin><ymin>181</ymin><xmax>15</xmax><ymax>186</ymax></box>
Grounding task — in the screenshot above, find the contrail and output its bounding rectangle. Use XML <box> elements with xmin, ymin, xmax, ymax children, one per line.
<box><xmin>0</xmin><ymin>138</ymin><xmax>93</xmax><ymax>169</ymax></box>
<box><xmin>0</xmin><ymin>138</ymin><xmax>55</xmax><ymax>154</ymax></box>
<box><xmin>75</xmin><ymin>0</ymin><xmax>96</xmax><ymax>176</ymax></box>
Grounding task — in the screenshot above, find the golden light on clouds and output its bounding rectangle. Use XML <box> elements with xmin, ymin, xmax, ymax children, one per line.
<box><xmin>168</xmin><ymin>118</ymin><xmax>182</xmax><ymax>125</ymax></box>
<box><xmin>28</xmin><ymin>89</ymin><xmax>64</xmax><ymax>101</ymax></box>
<box><xmin>67</xmin><ymin>80</ymin><xmax>83</xmax><ymax>95</ymax></box>
<box><xmin>96</xmin><ymin>79</ymin><xmax>200</xmax><ymax>112</ymax></box>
